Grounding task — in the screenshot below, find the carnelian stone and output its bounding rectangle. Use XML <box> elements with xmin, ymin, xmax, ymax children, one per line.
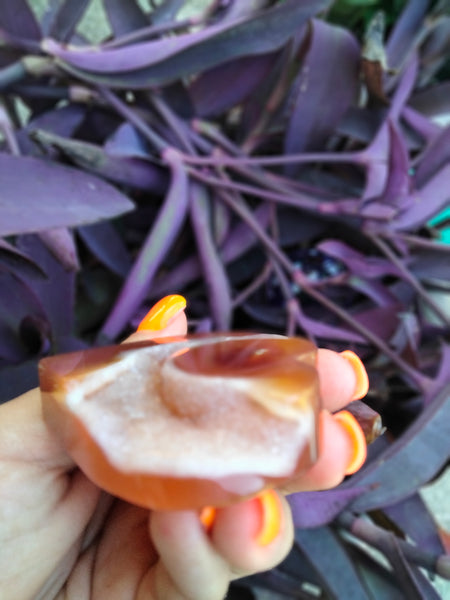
<box><xmin>39</xmin><ymin>334</ymin><xmax>320</xmax><ymax>510</ymax></box>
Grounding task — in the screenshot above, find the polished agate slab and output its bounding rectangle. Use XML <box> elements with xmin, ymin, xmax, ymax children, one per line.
<box><xmin>39</xmin><ymin>333</ymin><xmax>320</xmax><ymax>510</ymax></box>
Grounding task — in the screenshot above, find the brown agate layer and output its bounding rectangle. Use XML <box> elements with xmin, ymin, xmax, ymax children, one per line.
<box><xmin>39</xmin><ymin>333</ymin><xmax>320</xmax><ymax>510</ymax></box>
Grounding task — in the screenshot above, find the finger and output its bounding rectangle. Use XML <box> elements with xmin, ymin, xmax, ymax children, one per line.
<box><xmin>281</xmin><ymin>409</ymin><xmax>367</xmax><ymax>494</ymax></box>
<box><xmin>317</xmin><ymin>348</ymin><xmax>369</xmax><ymax>412</ymax></box>
<box><xmin>125</xmin><ymin>301</ymin><xmax>367</xmax><ymax>417</ymax></box>
<box><xmin>210</xmin><ymin>490</ymin><xmax>293</xmax><ymax>576</ymax></box>
<box><xmin>0</xmin><ymin>387</ymin><xmax>76</xmax><ymax>469</ymax></box>
<box><xmin>125</xmin><ymin>294</ymin><xmax>188</xmax><ymax>344</ymax></box>
<box><xmin>146</xmin><ymin>510</ymin><xmax>229</xmax><ymax>600</ymax></box>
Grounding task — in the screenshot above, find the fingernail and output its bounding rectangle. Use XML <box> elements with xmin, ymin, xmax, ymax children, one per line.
<box><xmin>333</xmin><ymin>410</ymin><xmax>367</xmax><ymax>475</ymax></box>
<box><xmin>137</xmin><ymin>295</ymin><xmax>186</xmax><ymax>332</ymax></box>
<box><xmin>199</xmin><ymin>506</ymin><xmax>216</xmax><ymax>532</ymax></box>
<box><xmin>252</xmin><ymin>489</ymin><xmax>283</xmax><ymax>546</ymax></box>
<box><xmin>340</xmin><ymin>350</ymin><xmax>369</xmax><ymax>401</ymax></box>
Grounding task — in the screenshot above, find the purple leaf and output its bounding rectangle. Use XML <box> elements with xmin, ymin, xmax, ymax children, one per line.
<box><xmin>349</xmin><ymin>277</ymin><xmax>400</xmax><ymax>308</ymax></box>
<box><xmin>392</xmin><ymin>164</ymin><xmax>450</xmax><ymax>231</ymax></box>
<box><xmin>99</xmin><ymin>149</ymin><xmax>189</xmax><ymax>340</ymax></box>
<box><xmin>401</xmin><ymin>106</ymin><xmax>441</xmax><ymax>146</ymax></box>
<box><xmin>211</xmin><ymin>200</ymin><xmax>230</xmax><ymax>247</ymax></box>
<box><xmin>221</xmin><ymin>203</ymin><xmax>272</xmax><ymax>264</ymax></box>
<box><xmin>31</xmin><ymin>128</ymin><xmax>168</xmax><ymax>192</ymax></box>
<box><xmin>0</xmin><ymin>0</ymin><xmax>41</xmax><ymax>41</ymax></box>
<box><xmin>104</xmin><ymin>123</ymin><xmax>150</xmax><ymax>158</ymax></box>
<box><xmin>344</xmin><ymin>382</ymin><xmax>450</xmax><ymax>512</ymax></box>
<box><xmin>0</xmin><ymin>270</ymin><xmax>46</xmax><ymax>334</ymax></box>
<box><xmin>219</xmin><ymin>1</ymin><xmax>270</xmax><ymax>23</ymax></box>
<box><xmin>410</xmin><ymin>251</ymin><xmax>450</xmax><ymax>283</ymax></box>
<box><xmin>382</xmin><ymin>536</ymin><xmax>436</xmax><ymax>599</ymax></box>
<box><xmin>16</xmin><ymin>234</ymin><xmax>76</xmax><ymax>342</ymax></box>
<box><xmin>45</xmin><ymin>0</ymin><xmax>91</xmax><ymax>42</ymax></box>
<box><xmin>0</xmin><ymin>238</ymin><xmax>46</xmax><ymax>279</ymax></box>
<box><xmin>409</xmin><ymin>81</ymin><xmax>450</xmax><ymax>121</ymax></box>
<box><xmin>245</xmin><ymin>570</ymin><xmax>314</xmax><ymax>598</ymax></box>
<box><xmin>284</xmin><ymin>19</ymin><xmax>360</xmax><ymax>156</ymax></box>
<box><xmin>0</xmin><ymin>320</ymin><xmax>28</xmax><ymax>363</ymax></box>
<box><xmin>0</xmin><ymin>360</ymin><xmax>40</xmax><ymax>403</ymax></box>
<box><xmin>384</xmin><ymin>493</ymin><xmax>446</xmax><ymax>555</ymax></box>
<box><xmin>424</xmin><ymin>344</ymin><xmax>450</xmax><ymax>405</ymax></box>
<box><xmin>337</xmin><ymin>106</ymin><xmax>380</xmax><ymax>145</ymax></box>
<box><xmin>278</xmin><ymin>208</ymin><xmax>327</xmax><ymax>247</ymax></box>
<box><xmin>189</xmin><ymin>182</ymin><xmax>232</xmax><ymax>330</ymax></box>
<box><xmin>0</xmin><ymin>47</ymin><xmax>23</xmax><ymax>71</ymax></box>
<box><xmin>150</xmin><ymin>0</ymin><xmax>185</xmax><ymax>25</ymax></box>
<box><xmin>103</xmin><ymin>0</ymin><xmax>149</xmax><ymax>37</ymax></box>
<box><xmin>318</xmin><ymin>240</ymin><xmax>403</xmax><ymax>279</ymax></box>
<box><xmin>295</xmin><ymin>527</ymin><xmax>371</xmax><ymax>599</ymax></box>
<box><xmin>190</xmin><ymin>53</ymin><xmax>280</xmax><ymax>118</ymax></box>
<box><xmin>43</xmin><ymin>0</ymin><xmax>331</xmax><ymax>88</ymax></box>
<box><xmin>293</xmin><ymin>304</ymin><xmax>367</xmax><ymax>343</ymax></box>
<box><xmin>386</xmin><ymin>0</ymin><xmax>428</xmax><ymax>70</ymax></box>
<box><xmin>288</xmin><ymin>488</ymin><xmax>368</xmax><ymax>529</ymax></box>
<box><xmin>358</xmin><ymin>121</ymin><xmax>390</xmax><ymax>200</ymax></box>
<box><xmin>241</xmin><ymin>301</ymin><xmax>286</xmax><ymax>329</ymax></box>
<box><xmin>37</xmin><ymin>227</ymin><xmax>79</xmax><ymax>272</ymax></box>
<box><xmin>43</xmin><ymin>1</ymin><xmax>326</xmax><ymax>73</ymax></box>
<box><xmin>25</xmin><ymin>104</ymin><xmax>86</xmax><ymax>140</ymax></box>
<box><xmin>150</xmin><ymin>203</ymin><xmax>273</xmax><ymax>299</ymax></box>
<box><xmin>77</xmin><ymin>222</ymin><xmax>132</xmax><ymax>278</ymax></box>
<box><xmin>240</xmin><ymin>44</ymin><xmax>292</xmax><ymax>141</ymax></box>
<box><xmin>419</xmin><ymin>16</ymin><xmax>450</xmax><ymax>86</ymax></box>
<box><xmin>0</xmin><ymin>154</ymin><xmax>134</xmax><ymax>236</ymax></box>
<box><xmin>414</xmin><ymin>124</ymin><xmax>450</xmax><ymax>188</ymax></box>
<box><xmin>350</xmin><ymin>64</ymin><xmax>418</xmax><ymax>200</ymax></box>
<box><xmin>359</xmin><ymin>202</ymin><xmax>398</xmax><ymax>220</ymax></box>
<box><xmin>352</xmin><ymin>305</ymin><xmax>400</xmax><ymax>342</ymax></box>
<box><xmin>389</xmin><ymin>311</ymin><xmax>420</xmax><ymax>364</ymax></box>
<box><xmin>381</xmin><ymin>121</ymin><xmax>411</xmax><ymax>206</ymax></box>
<box><xmin>388</xmin><ymin>54</ymin><xmax>419</xmax><ymax>121</ymax></box>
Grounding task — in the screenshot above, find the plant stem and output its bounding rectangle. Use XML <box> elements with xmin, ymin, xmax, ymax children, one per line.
<box><xmin>190</xmin><ymin>121</ymin><xmax>338</xmax><ymax>199</ymax></box>
<box><xmin>231</xmin><ymin>262</ymin><xmax>273</xmax><ymax>308</ymax></box>
<box><xmin>338</xmin><ymin>511</ymin><xmax>450</xmax><ymax>579</ymax></box>
<box><xmin>184</xmin><ymin>149</ymin><xmax>363</xmax><ymax>167</ymax></box>
<box><xmin>369</xmin><ymin>233</ymin><xmax>450</xmax><ymax>327</ymax></box>
<box><xmin>98</xmin><ymin>86</ymin><xmax>168</xmax><ymax>154</ymax></box>
<box><xmin>0</xmin><ymin>106</ymin><xmax>20</xmax><ymax>155</ymax></box>
<box><xmin>384</xmin><ymin>231</ymin><xmax>450</xmax><ymax>252</ymax></box>
<box><xmin>0</xmin><ymin>61</ymin><xmax>27</xmax><ymax>91</ymax></box>
<box><xmin>150</xmin><ymin>93</ymin><xmax>196</xmax><ymax>153</ymax></box>
<box><xmin>102</xmin><ymin>18</ymin><xmax>195</xmax><ymax>49</ymax></box>
<box><xmin>292</xmin><ymin>270</ymin><xmax>429</xmax><ymax>390</ymax></box>
<box><xmin>211</xmin><ymin>172</ymin><xmax>429</xmax><ymax>388</ymax></box>
<box><xmin>190</xmin><ymin>167</ymin><xmax>322</xmax><ymax>212</ymax></box>
<box><xmin>0</xmin><ymin>30</ymin><xmax>40</xmax><ymax>53</ymax></box>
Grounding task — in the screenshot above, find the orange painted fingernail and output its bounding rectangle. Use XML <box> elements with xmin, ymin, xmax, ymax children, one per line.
<box><xmin>253</xmin><ymin>489</ymin><xmax>283</xmax><ymax>546</ymax></box>
<box><xmin>333</xmin><ymin>410</ymin><xmax>367</xmax><ymax>475</ymax></box>
<box><xmin>340</xmin><ymin>350</ymin><xmax>369</xmax><ymax>401</ymax></box>
<box><xmin>199</xmin><ymin>506</ymin><xmax>216</xmax><ymax>532</ymax></box>
<box><xmin>137</xmin><ymin>295</ymin><xmax>186</xmax><ymax>331</ymax></box>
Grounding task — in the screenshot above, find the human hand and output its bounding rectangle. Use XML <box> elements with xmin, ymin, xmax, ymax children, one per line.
<box><xmin>0</xmin><ymin>295</ymin><xmax>368</xmax><ymax>600</ymax></box>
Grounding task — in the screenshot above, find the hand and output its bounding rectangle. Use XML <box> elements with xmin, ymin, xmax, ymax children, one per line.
<box><xmin>0</xmin><ymin>296</ymin><xmax>368</xmax><ymax>600</ymax></box>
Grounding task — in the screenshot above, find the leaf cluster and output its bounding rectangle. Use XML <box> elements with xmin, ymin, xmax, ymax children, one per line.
<box><xmin>0</xmin><ymin>1</ymin><xmax>449</xmax><ymax>597</ymax></box>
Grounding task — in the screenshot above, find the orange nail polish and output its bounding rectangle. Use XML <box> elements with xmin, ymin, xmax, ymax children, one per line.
<box><xmin>137</xmin><ymin>295</ymin><xmax>186</xmax><ymax>332</ymax></box>
<box><xmin>333</xmin><ymin>410</ymin><xmax>367</xmax><ymax>475</ymax></box>
<box><xmin>199</xmin><ymin>506</ymin><xmax>216</xmax><ymax>531</ymax></box>
<box><xmin>340</xmin><ymin>350</ymin><xmax>369</xmax><ymax>401</ymax></box>
<box><xmin>253</xmin><ymin>490</ymin><xmax>283</xmax><ymax>546</ymax></box>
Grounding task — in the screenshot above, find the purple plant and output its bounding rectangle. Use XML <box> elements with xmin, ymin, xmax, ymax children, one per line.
<box><xmin>0</xmin><ymin>0</ymin><xmax>449</xmax><ymax>597</ymax></box>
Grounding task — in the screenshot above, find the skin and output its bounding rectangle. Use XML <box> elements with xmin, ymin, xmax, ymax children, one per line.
<box><xmin>0</xmin><ymin>311</ymin><xmax>363</xmax><ymax>600</ymax></box>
